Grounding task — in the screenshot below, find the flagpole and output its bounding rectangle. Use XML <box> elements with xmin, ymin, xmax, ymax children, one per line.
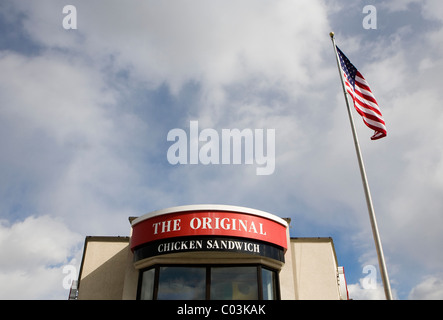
<box><xmin>329</xmin><ymin>32</ymin><xmax>393</xmax><ymax>300</ymax></box>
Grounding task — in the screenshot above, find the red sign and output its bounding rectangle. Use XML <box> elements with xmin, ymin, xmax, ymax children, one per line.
<box><xmin>131</xmin><ymin>210</ymin><xmax>287</xmax><ymax>251</ymax></box>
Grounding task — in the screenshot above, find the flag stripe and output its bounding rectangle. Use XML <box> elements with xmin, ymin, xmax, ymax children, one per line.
<box><xmin>362</xmin><ymin>118</ymin><xmax>386</xmax><ymax>135</ymax></box>
<box><xmin>354</xmin><ymin>86</ymin><xmax>379</xmax><ymax>107</ymax></box>
<box><xmin>336</xmin><ymin>46</ymin><xmax>387</xmax><ymax>140</ymax></box>
<box><xmin>355</xmin><ymin>108</ymin><xmax>386</xmax><ymax>128</ymax></box>
<box><xmin>354</xmin><ymin>91</ymin><xmax>382</xmax><ymax>115</ymax></box>
<box><xmin>354</xmin><ymin>94</ymin><xmax>384</xmax><ymax>119</ymax></box>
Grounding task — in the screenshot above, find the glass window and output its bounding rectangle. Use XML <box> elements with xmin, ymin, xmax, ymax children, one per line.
<box><xmin>139</xmin><ymin>264</ymin><xmax>279</xmax><ymax>300</ymax></box>
<box><xmin>157</xmin><ymin>266</ymin><xmax>206</xmax><ymax>300</ymax></box>
<box><xmin>140</xmin><ymin>268</ymin><xmax>155</xmax><ymax>300</ymax></box>
<box><xmin>210</xmin><ymin>266</ymin><xmax>258</xmax><ymax>300</ymax></box>
<box><xmin>262</xmin><ymin>267</ymin><xmax>277</xmax><ymax>300</ymax></box>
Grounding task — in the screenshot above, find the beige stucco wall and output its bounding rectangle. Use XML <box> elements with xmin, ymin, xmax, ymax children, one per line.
<box><xmin>290</xmin><ymin>238</ymin><xmax>341</xmax><ymax>300</ymax></box>
<box><xmin>278</xmin><ymin>226</ymin><xmax>296</xmax><ymax>299</ymax></box>
<box><xmin>77</xmin><ymin>237</ymin><xmax>130</xmax><ymax>300</ymax></box>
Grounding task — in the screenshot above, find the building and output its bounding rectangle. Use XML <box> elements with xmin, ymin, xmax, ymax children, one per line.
<box><xmin>73</xmin><ymin>205</ymin><xmax>349</xmax><ymax>300</ymax></box>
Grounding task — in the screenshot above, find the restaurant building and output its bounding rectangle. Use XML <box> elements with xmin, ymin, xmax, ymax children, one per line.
<box><xmin>73</xmin><ymin>205</ymin><xmax>349</xmax><ymax>300</ymax></box>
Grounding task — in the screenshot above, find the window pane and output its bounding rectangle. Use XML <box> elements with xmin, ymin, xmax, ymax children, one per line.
<box><xmin>140</xmin><ymin>268</ymin><xmax>155</xmax><ymax>300</ymax></box>
<box><xmin>157</xmin><ymin>267</ymin><xmax>206</xmax><ymax>300</ymax></box>
<box><xmin>210</xmin><ymin>266</ymin><xmax>258</xmax><ymax>300</ymax></box>
<box><xmin>262</xmin><ymin>268</ymin><xmax>276</xmax><ymax>300</ymax></box>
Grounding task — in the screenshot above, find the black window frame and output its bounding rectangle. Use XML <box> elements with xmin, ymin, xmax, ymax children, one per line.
<box><xmin>137</xmin><ymin>264</ymin><xmax>280</xmax><ymax>300</ymax></box>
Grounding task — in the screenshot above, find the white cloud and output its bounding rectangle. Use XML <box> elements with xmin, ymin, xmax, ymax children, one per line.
<box><xmin>421</xmin><ymin>0</ymin><xmax>443</xmax><ymax>21</ymax></box>
<box><xmin>0</xmin><ymin>50</ymin><xmax>145</xmax><ymax>233</ymax></box>
<box><xmin>0</xmin><ymin>216</ymin><xmax>81</xmax><ymax>270</ymax></box>
<box><xmin>13</xmin><ymin>0</ymin><xmax>330</xmax><ymax>102</ymax></box>
<box><xmin>408</xmin><ymin>276</ymin><xmax>443</xmax><ymax>300</ymax></box>
<box><xmin>0</xmin><ymin>52</ymin><xmax>116</xmax><ymax>145</ymax></box>
<box><xmin>348</xmin><ymin>281</ymin><xmax>387</xmax><ymax>300</ymax></box>
<box><xmin>0</xmin><ymin>215</ymin><xmax>82</xmax><ymax>299</ymax></box>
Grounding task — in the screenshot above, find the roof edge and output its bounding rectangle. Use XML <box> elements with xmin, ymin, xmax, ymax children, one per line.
<box><xmin>131</xmin><ymin>204</ymin><xmax>289</xmax><ymax>227</ymax></box>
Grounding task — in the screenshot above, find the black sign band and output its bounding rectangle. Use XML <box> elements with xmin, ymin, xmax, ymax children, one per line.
<box><xmin>133</xmin><ymin>236</ymin><xmax>285</xmax><ymax>262</ymax></box>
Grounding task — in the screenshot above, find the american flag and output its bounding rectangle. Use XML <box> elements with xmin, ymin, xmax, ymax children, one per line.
<box><xmin>336</xmin><ymin>46</ymin><xmax>387</xmax><ymax>140</ymax></box>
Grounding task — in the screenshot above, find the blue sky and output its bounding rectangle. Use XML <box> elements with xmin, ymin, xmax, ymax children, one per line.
<box><xmin>1</xmin><ymin>0</ymin><xmax>443</xmax><ymax>299</ymax></box>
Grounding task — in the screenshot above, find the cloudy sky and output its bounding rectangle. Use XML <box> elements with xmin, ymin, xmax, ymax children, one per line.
<box><xmin>1</xmin><ymin>0</ymin><xmax>443</xmax><ymax>300</ymax></box>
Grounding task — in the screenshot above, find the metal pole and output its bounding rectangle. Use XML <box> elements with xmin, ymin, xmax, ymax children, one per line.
<box><xmin>329</xmin><ymin>32</ymin><xmax>393</xmax><ymax>300</ymax></box>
